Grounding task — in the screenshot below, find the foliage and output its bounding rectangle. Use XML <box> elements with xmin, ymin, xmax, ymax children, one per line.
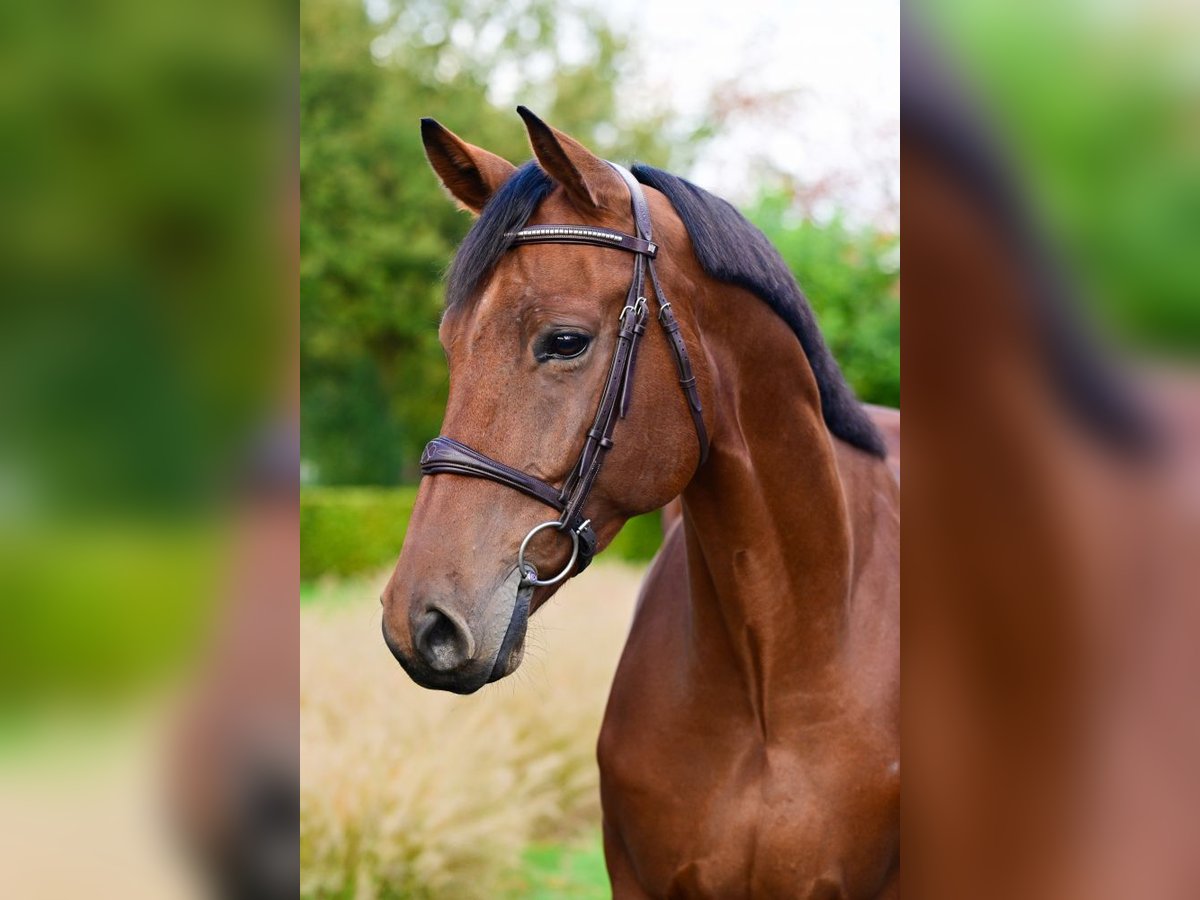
<box><xmin>748</xmin><ymin>192</ymin><xmax>901</xmax><ymax>408</ymax></box>
<box><xmin>3</xmin><ymin>0</ymin><xmax>286</xmax><ymax>515</ymax></box>
<box><xmin>301</xmin><ymin>486</ymin><xmax>664</xmax><ymax>580</ymax></box>
<box><xmin>0</xmin><ymin>525</ymin><xmax>218</xmax><ymax>727</ymax></box>
<box><xmin>301</xmin><ymin>487</ymin><xmax>417</xmax><ymax>580</ymax></box>
<box><xmin>606</xmin><ymin>510</ymin><xmax>666</xmax><ymax>565</ymax></box>
<box><xmin>917</xmin><ymin>0</ymin><xmax>1200</xmax><ymax>357</ymax></box>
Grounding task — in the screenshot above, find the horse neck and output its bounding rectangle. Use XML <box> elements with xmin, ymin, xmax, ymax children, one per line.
<box><xmin>678</xmin><ymin>283</ymin><xmax>881</xmax><ymax>698</ymax></box>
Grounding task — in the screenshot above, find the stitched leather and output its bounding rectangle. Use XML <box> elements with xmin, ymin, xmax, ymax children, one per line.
<box><xmin>619</xmin><ymin>305</ymin><xmax>648</xmax><ymax>418</ymax></box>
<box><xmin>559</xmin><ymin>286</ymin><xmax>646</xmax><ymax>528</ymax></box>
<box><xmin>610</xmin><ymin>163</ymin><xmax>655</xmax><ymax>242</ymax></box>
<box><xmin>420</xmin><ymin>437</ymin><xmax>564</xmax><ymax>511</ymax></box>
<box><xmin>614</xmin><ymin>163</ymin><xmax>710</xmax><ymax>463</ymax></box>
<box><xmin>421</xmin><ymin>160</ymin><xmax>709</xmax><ymax>580</ymax></box>
<box><xmin>506</xmin><ymin>225</ymin><xmax>658</xmax><ymax>257</ymax></box>
<box><xmin>658</xmin><ymin>302</ymin><xmax>710</xmax><ymax>464</ymax></box>
<box><xmin>647</xmin><ymin>246</ymin><xmax>709</xmax><ymax>463</ymax></box>
<box><xmin>421</xmin><ymin>437</ymin><xmax>599</xmax><ymax>575</ymax></box>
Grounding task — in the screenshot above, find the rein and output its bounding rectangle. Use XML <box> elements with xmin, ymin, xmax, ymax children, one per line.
<box><xmin>419</xmin><ymin>162</ymin><xmax>709</xmax><ymax>587</ymax></box>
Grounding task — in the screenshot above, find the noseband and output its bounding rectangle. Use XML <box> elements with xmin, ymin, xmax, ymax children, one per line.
<box><xmin>419</xmin><ymin>163</ymin><xmax>709</xmax><ymax>587</ymax></box>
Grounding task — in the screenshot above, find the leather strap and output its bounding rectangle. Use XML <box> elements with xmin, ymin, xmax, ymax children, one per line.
<box><xmin>420</xmin><ymin>437</ymin><xmax>564</xmax><ymax>511</ymax></box>
<box><xmin>420</xmin><ymin>160</ymin><xmax>709</xmax><ymax>581</ymax></box>
<box><xmin>609</xmin><ymin>163</ymin><xmax>655</xmax><ymax>242</ymax></box>
<box><xmin>420</xmin><ymin>436</ymin><xmax>598</xmax><ymax>573</ymax></box>
<box><xmin>610</xmin><ymin>162</ymin><xmax>710</xmax><ymax>464</ymax></box>
<box><xmin>506</xmin><ymin>225</ymin><xmax>658</xmax><ymax>257</ymax></box>
<box><xmin>558</xmin><ymin>294</ymin><xmax>648</xmax><ymax>530</ymax></box>
<box><xmin>649</xmin><ymin>264</ymin><xmax>710</xmax><ymax>464</ymax></box>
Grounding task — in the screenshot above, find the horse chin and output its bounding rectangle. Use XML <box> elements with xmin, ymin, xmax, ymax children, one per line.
<box><xmin>487</xmin><ymin>578</ymin><xmax>533</xmax><ymax>683</ymax></box>
<box><xmin>488</xmin><ymin>634</ymin><xmax>526</xmax><ymax>682</ymax></box>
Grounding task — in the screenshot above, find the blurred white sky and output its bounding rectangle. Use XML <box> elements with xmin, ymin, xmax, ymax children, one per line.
<box><xmin>596</xmin><ymin>0</ymin><xmax>899</xmax><ymax>227</ymax></box>
<box><xmin>370</xmin><ymin>0</ymin><xmax>899</xmax><ymax>227</ymax></box>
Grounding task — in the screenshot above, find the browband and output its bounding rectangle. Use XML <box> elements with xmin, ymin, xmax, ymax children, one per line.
<box><xmin>504</xmin><ymin>225</ymin><xmax>658</xmax><ymax>257</ymax></box>
<box><xmin>421</xmin><ymin>161</ymin><xmax>708</xmax><ymax>586</ymax></box>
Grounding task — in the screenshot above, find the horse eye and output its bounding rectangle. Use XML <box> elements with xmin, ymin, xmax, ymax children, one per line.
<box><xmin>544</xmin><ymin>332</ymin><xmax>590</xmax><ymax>360</ymax></box>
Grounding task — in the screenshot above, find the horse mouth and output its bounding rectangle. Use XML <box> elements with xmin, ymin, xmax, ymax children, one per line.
<box><xmin>488</xmin><ymin>577</ymin><xmax>533</xmax><ymax>683</ymax></box>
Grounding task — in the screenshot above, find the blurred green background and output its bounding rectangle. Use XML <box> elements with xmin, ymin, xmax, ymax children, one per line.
<box><xmin>1</xmin><ymin>0</ymin><xmax>289</xmax><ymax>731</ymax></box>
<box><xmin>916</xmin><ymin>0</ymin><xmax>1200</xmax><ymax>358</ymax></box>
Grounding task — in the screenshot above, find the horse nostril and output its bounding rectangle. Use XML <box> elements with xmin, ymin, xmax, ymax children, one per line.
<box><xmin>414</xmin><ymin>606</ymin><xmax>473</xmax><ymax>672</ymax></box>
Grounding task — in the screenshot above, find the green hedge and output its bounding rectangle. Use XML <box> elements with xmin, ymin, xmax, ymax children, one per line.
<box><xmin>300</xmin><ymin>487</ymin><xmax>664</xmax><ymax>581</ymax></box>
<box><xmin>606</xmin><ymin>509</ymin><xmax>666</xmax><ymax>564</ymax></box>
<box><xmin>0</xmin><ymin>525</ymin><xmax>218</xmax><ymax>722</ymax></box>
<box><xmin>301</xmin><ymin>487</ymin><xmax>417</xmax><ymax>580</ymax></box>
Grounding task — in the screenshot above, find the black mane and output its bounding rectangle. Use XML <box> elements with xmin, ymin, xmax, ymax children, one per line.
<box><xmin>445</xmin><ymin>162</ymin><xmax>554</xmax><ymax>310</ymax></box>
<box><xmin>631</xmin><ymin>164</ymin><xmax>886</xmax><ymax>456</ymax></box>
<box><xmin>444</xmin><ymin>160</ymin><xmax>887</xmax><ymax>457</ymax></box>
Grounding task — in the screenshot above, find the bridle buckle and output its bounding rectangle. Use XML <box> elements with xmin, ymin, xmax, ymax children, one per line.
<box><xmin>620</xmin><ymin>297</ymin><xmax>648</xmax><ymax>324</ymax></box>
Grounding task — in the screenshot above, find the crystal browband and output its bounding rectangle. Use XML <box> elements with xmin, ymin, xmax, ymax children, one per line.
<box><xmin>505</xmin><ymin>225</ymin><xmax>658</xmax><ymax>257</ymax></box>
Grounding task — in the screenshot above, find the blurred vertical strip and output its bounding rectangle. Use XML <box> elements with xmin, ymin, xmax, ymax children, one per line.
<box><xmin>904</xmin><ymin>2</ymin><xmax>1199</xmax><ymax>899</ymax></box>
<box><xmin>0</xmin><ymin>0</ymin><xmax>297</xmax><ymax>897</ymax></box>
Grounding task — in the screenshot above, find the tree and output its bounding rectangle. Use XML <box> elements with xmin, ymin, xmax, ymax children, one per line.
<box><xmin>749</xmin><ymin>191</ymin><xmax>900</xmax><ymax>408</ymax></box>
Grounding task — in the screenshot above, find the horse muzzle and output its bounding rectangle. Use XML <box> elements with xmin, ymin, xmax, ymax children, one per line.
<box><xmin>382</xmin><ymin>567</ymin><xmax>533</xmax><ymax>694</ymax></box>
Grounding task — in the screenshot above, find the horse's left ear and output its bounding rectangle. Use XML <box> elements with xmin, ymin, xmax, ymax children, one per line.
<box><xmin>517</xmin><ymin>106</ymin><xmax>628</xmax><ymax>214</ymax></box>
<box><xmin>421</xmin><ymin>118</ymin><xmax>517</xmax><ymax>215</ymax></box>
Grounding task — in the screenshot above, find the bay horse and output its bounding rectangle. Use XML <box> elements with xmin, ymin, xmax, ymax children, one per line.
<box><xmin>380</xmin><ymin>108</ymin><xmax>900</xmax><ymax>898</ymax></box>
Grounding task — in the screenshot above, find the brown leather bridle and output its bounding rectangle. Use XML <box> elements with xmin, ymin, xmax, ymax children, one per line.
<box><xmin>419</xmin><ymin>162</ymin><xmax>709</xmax><ymax>586</ymax></box>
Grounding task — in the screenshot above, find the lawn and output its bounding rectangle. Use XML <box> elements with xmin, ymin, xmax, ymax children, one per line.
<box><xmin>507</xmin><ymin>833</ymin><xmax>610</xmax><ymax>899</ymax></box>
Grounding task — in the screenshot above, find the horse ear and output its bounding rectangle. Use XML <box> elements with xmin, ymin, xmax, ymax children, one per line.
<box><xmin>516</xmin><ymin>106</ymin><xmax>627</xmax><ymax>214</ymax></box>
<box><xmin>420</xmin><ymin>118</ymin><xmax>517</xmax><ymax>215</ymax></box>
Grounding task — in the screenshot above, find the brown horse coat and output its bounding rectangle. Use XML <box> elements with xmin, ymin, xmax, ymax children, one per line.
<box><xmin>598</xmin><ymin>283</ymin><xmax>900</xmax><ymax>898</ymax></box>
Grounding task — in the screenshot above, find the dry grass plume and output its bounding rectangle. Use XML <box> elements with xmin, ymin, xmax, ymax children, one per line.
<box><xmin>300</xmin><ymin>563</ymin><xmax>643</xmax><ymax>899</ymax></box>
